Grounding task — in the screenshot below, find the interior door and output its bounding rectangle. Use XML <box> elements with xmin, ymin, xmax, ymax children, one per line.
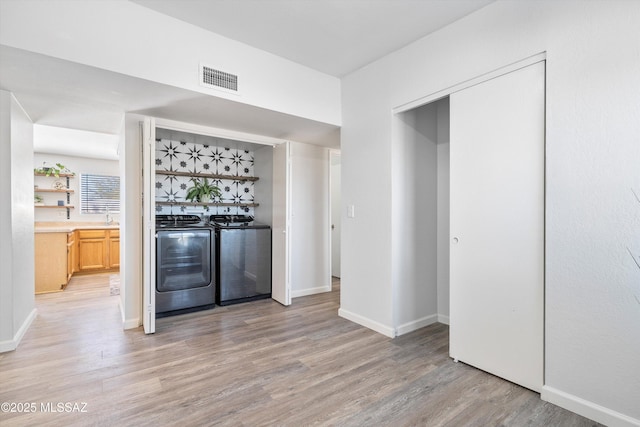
<box><xmin>449</xmin><ymin>61</ymin><xmax>545</xmax><ymax>392</ymax></box>
<box><xmin>271</xmin><ymin>141</ymin><xmax>291</xmax><ymax>305</ymax></box>
<box><xmin>142</xmin><ymin>118</ymin><xmax>156</xmax><ymax>334</ymax></box>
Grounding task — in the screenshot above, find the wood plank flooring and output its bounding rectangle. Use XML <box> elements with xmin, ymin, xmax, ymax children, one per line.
<box><xmin>0</xmin><ymin>275</ymin><xmax>600</xmax><ymax>426</ymax></box>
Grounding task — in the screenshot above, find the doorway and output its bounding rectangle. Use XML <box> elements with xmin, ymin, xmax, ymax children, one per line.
<box><xmin>393</xmin><ymin>97</ymin><xmax>450</xmax><ymax>331</ymax></box>
<box><xmin>330</xmin><ymin>151</ymin><xmax>341</xmax><ymax>279</ymax></box>
<box><xmin>394</xmin><ymin>58</ymin><xmax>545</xmax><ymax>393</ymax></box>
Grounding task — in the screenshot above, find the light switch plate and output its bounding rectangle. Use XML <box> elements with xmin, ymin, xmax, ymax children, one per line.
<box><xmin>347</xmin><ymin>204</ymin><xmax>355</xmax><ymax>218</ymax></box>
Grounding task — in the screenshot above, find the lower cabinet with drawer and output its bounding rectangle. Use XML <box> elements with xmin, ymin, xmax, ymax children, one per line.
<box><xmin>77</xmin><ymin>229</ymin><xmax>120</xmax><ymax>273</ymax></box>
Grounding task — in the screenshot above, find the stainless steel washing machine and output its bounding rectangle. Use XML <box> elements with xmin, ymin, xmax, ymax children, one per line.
<box><xmin>155</xmin><ymin>215</ymin><xmax>215</xmax><ymax>316</ymax></box>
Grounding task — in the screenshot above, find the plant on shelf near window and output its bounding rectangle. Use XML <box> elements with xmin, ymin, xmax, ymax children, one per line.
<box><xmin>34</xmin><ymin>162</ymin><xmax>74</xmax><ymax>178</ymax></box>
<box><xmin>185</xmin><ymin>178</ymin><xmax>221</xmax><ymax>204</ymax></box>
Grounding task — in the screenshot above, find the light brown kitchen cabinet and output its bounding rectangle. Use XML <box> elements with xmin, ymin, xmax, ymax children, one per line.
<box><xmin>77</xmin><ymin>229</ymin><xmax>119</xmax><ymax>272</ymax></box>
<box><xmin>108</xmin><ymin>229</ymin><xmax>120</xmax><ymax>269</ymax></box>
<box><xmin>35</xmin><ymin>233</ymin><xmax>68</xmax><ymax>294</ymax></box>
<box><xmin>66</xmin><ymin>231</ymin><xmax>76</xmax><ymax>281</ymax></box>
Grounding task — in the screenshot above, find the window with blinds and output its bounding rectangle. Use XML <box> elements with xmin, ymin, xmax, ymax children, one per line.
<box><xmin>80</xmin><ymin>174</ymin><xmax>120</xmax><ymax>214</ymax></box>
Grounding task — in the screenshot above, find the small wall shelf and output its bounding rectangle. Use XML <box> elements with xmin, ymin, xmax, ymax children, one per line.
<box><xmin>34</xmin><ymin>172</ymin><xmax>75</xmax><ymax>219</ymax></box>
<box><xmin>34</xmin><ymin>189</ymin><xmax>75</xmax><ymax>194</ymax></box>
<box><xmin>34</xmin><ymin>173</ymin><xmax>75</xmax><ymax>177</ymax></box>
<box><xmin>155</xmin><ymin>170</ymin><xmax>259</xmax><ymax>182</ymax></box>
<box><xmin>155</xmin><ymin>201</ymin><xmax>259</xmax><ymax>208</ymax></box>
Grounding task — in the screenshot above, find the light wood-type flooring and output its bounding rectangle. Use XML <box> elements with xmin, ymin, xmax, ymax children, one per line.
<box><xmin>1</xmin><ymin>274</ymin><xmax>600</xmax><ymax>426</ymax></box>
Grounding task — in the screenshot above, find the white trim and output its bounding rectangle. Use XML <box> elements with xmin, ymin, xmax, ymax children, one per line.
<box><xmin>119</xmin><ymin>299</ymin><xmax>140</xmax><ymax>329</ymax></box>
<box><xmin>396</xmin><ymin>314</ymin><xmax>438</xmax><ymax>336</ymax></box>
<box><xmin>338</xmin><ymin>308</ymin><xmax>396</xmax><ymax>338</ymax></box>
<box><xmin>437</xmin><ymin>314</ymin><xmax>450</xmax><ymax>325</ymax></box>
<box><xmin>154</xmin><ymin>117</ymin><xmax>285</xmax><ymax>147</ymax></box>
<box><xmin>123</xmin><ymin>317</ymin><xmax>141</xmax><ymax>330</ymax></box>
<box><xmin>393</xmin><ymin>52</ymin><xmax>547</xmax><ymax>114</ymax></box>
<box><xmin>0</xmin><ymin>308</ymin><xmax>37</xmax><ymax>353</ymax></box>
<box><xmin>292</xmin><ymin>285</ymin><xmax>331</xmax><ymax>298</ymax></box>
<box><xmin>9</xmin><ymin>92</ymin><xmax>33</xmax><ymax>122</ymax></box>
<box><xmin>541</xmin><ymin>386</ymin><xmax>640</xmax><ymax>427</ymax></box>
<box><xmin>142</xmin><ymin>118</ymin><xmax>156</xmax><ymax>334</ymax></box>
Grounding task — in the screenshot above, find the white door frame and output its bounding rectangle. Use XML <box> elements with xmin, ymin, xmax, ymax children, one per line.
<box><xmin>328</xmin><ymin>149</ymin><xmax>341</xmax><ymax>280</ymax></box>
<box><xmin>390</xmin><ymin>53</ymin><xmax>547</xmax><ymax>391</ymax></box>
<box><xmin>142</xmin><ymin>117</ymin><xmax>156</xmax><ymax>334</ymax></box>
<box><xmin>141</xmin><ymin>117</ymin><xmax>290</xmax><ymax>332</ymax></box>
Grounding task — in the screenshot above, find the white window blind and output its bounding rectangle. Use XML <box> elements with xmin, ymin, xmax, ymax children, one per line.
<box><xmin>80</xmin><ymin>174</ymin><xmax>120</xmax><ymax>214</ymax></box>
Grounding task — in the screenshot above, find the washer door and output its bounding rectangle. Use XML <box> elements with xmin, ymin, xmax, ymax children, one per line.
<box><xmin>156</xmin><ymin>229</ymin><xmax>212</xmax><ymax>292</ymax></box>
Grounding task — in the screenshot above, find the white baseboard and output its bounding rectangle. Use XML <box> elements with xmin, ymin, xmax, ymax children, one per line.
<box><xmin>396</xmin><ymin>314</ymin><xmax>438</xmax><ymax>336</ymax></box>
<box><xmin>0</xmin><ymin>308</ymin><xmax>37</xmax><ymax>353</ymax></box>
<box><xmin>437</xmin><ymin>314</ymin><xmax>450</xmax><ymax>325</ymax></box>
<box><xmin>338</xmin><ymin>308</ymin><xmax>395</xmax><ymax>338</ymax></box>
<box><xmin>292</xmin><ymin>285</ymin><xmax>331</xmax><ymax>298</ymax></box>
<box><xmin>541</xmin><ymin>386</ymin><xmax>640</xmax><ymax>427</ymax></box>
<box><xmin>123</xmin><ymin>317</ymin><xmax>140</xmax><ymax>330</ymax></box>
<box><xmin>119</xmin><ymin>298</ymin><xmax>140</xmax><ymax>330</ymax></box>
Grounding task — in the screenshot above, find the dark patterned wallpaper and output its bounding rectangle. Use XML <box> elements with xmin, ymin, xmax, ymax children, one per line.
<box><xmin>155</xmin><ymin>138</ymin><xmax>255</xmax><ymax>215</ymax></box>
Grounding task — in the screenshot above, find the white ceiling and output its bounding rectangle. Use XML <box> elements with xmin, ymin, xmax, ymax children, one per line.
<box><xmin>131</xmin><ymin>0</ymin><xmax>495</xmax><ymax>77</ymax></box>
<box><xmin>0</xmin><ymin>0</ymin><xmax>494</xmax><ymax>157</ymax></box>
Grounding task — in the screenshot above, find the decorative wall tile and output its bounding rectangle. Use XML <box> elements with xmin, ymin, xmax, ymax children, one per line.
<box><xmin>155</xmin><ymin>137</ymin><xmax>256</xmax><ymax>216</ymax></box>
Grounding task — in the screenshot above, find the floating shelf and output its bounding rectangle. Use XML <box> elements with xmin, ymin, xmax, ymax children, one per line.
<box><xmin>34</xmin><ymin>172</ymin><xmax>74</xmax><ymax>217</ymax></box>
<box><xmin>34</xmin><ymin>173</ymin><xmax>75</xmax><ymax>177</ymax></box>
<box><xmin>155</xmin><ymin>201</ymin><xmax>259</xmax><ymax>208</ymax></box>
<box><xmin>34</xmin><ymin>189</ymin><xmax>75</xmax><ymax>194</ymax></box>
<box><xmin>155</xmin><ymin>170</ymin><xmax>259</xmax><ymax>182</ymax></box>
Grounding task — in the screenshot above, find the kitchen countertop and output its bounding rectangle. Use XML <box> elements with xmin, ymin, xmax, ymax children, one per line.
<box><xmin>34</xmin><ymin>222</ymin><xmax>120</xmax><ymax>233</ymax></box>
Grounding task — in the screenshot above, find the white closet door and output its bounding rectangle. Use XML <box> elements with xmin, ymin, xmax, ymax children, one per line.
<box><xmin>449</xmin><ymin>62</ymin><xmax>545</xmax><ymax>392</ymax></box>
<box><xmin>142</xmin><ymin>118</ymin><xmax>156</xmax><ymax>334</ymax></box>
<box><xmin>271</xmin><ymin>141</ymin><xmax>291</xmax><ymax>306</ymax></box>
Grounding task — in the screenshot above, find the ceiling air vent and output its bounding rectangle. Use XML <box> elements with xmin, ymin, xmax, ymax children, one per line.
<box><xmin>200</xmin><ymin>64</ymin><xmax>238</xmax><ymax>93</ymax></box>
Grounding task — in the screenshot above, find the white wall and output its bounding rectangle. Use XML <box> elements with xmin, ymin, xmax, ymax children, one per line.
<box><xmin>34</xmin><ymin>153</ymin><xmax>120</xmax><ymax>223</ymax></box>
<box><xmin>0</xmin><ymin>90</ymin><xmax>36</xmax><ymax>352</ymax></box>
<box><xmin>290</xmin><ymin>142</ymin><xmax>331</xmax><ymax>297</ymax></box>
<box><xmin>34</xmin><ymin>124</ymin><xmax>119</xmax><ymax>160</ymax></box>
<box><xmin>339</xmin><ymin>61</ymin><xmax>395</xmax><ymax>336</ymax></box>
<box><xmin>253</xmin><ymin>145</ymin><xmax>274</xmax><ymax>227</ymax></box>
<box><xmin>0</xmin><ymin>0</ymin><xmax>340</xmax><ymax>126</ymax></box>
<box><xmin>341</xmin><ymin>1</ymin><xmax>640</xmax><ymax>424</ymax></box>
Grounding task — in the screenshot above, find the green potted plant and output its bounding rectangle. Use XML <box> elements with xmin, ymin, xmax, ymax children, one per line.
<box><xmin>34</xmin><ymin>162</ymin><xmax>74</xmax><ymax>178</ymax></box>
<box><xmin>185</xmin><ymin>177</ymin><xmax>221</xmax><ymax>204</ymax></box>
<box><xmin>34</xmin><ymin>194</ymin><xmax>44</xmax><ymax>206</ymax></box>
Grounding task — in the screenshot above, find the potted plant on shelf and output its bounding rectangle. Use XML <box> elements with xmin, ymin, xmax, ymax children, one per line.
<box><xmin>185</xmin><ymin>178</ymin><xmax>221</xmax><ymax>204</ymax></box>
<box><xmin>34</xmin><ymin>162</ymin><xmax>74</xmax><ymax>178</ymax></box>
<box><xmin>34</xmin><ymin>194</ymin><xmax>44</xmax><ymax>206</ymax></box>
